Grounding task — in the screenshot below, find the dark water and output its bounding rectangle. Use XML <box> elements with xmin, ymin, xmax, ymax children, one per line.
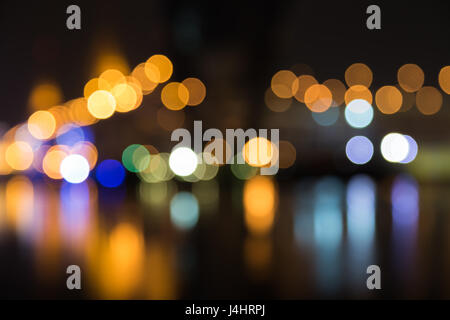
<box><xmin>1</xmin><ymin>172</ymin><xmax>449</xmax><ymax>299</ymax></box>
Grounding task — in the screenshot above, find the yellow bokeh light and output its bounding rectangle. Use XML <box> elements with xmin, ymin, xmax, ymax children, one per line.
<box><xmin>304</xmin><ymin>84</ymin><xmax>333</xmax><ymax>113</ymax></box>
<box><xmin>131</xmin><ymin>63</ymin><xmax>158</xmax><ymax>94</ymax></box>
<box><xmin>0</xmin><ymin>143</ymin><xmax>12</xmax><ymax>175</ymax></box>
<box><xmin>68</xmin><ymin>98</ymin><xmax>98</xmax><ymax>126</ymax></box>
<box><xmin>145</xmin><ymin>54</ymin><xmax>173</xmax><ymax>84</ymax></box>
<box><xmin>323</xmin><ymin>79</ymin><xmax>346</xmax><ymax>107</ymax></box>
<box><xmin>43</xmin><ymin>145</ymin><xmax>69</xmax><ymax>179</ymax></box>
<box><xmin>182</xmin><ymin>78</ymin><xmax>206</xmax><ymax>106</ymax></box>
<box><xmin>416</xmin><ymin>86</ymin><xmax>442</xmax><ymax>115</ymax></box>
<box><xmin>87</xmin><ymin>90</ymin><xmax>116</xmax><ymax>119</ymax></box>
<box><xmin>125</xmin><ymin>79</ymin><xmax>144</xmax><ymax>111</ymax></box>
<box><xmin>244</xmin><ymin>176</ymin><xmax>276</xmax><ymax>236</ymax></box>
<box><xmin>5</xmin><ymin>141</ymin><xmax>34</xmax><ymax>171</ymax></box>
<box><xmin>345</xmin><ymin>63</ymin><xmax>373</xmax><ymax>88</ymax></box>
<box><xmin>99</xmin><ymin>69</ymin><xmax>126</xmax><ymax>91</ymax></box>
<box><xmin>271</xmin><ymin>70</ymin><xmax>297</xmax><ymax>99</ymax></box>
<box><xmin>48</xmin><ymin>105</ymin><xmax>72</xmax><ymax>130</ymax></box>
<box><xmin>243</xmin><ymin>137</ymin><xmax>276</xmax><ymax>168</ymax></box>
<box><xmin>344</xmin><ymin>85</ymin><xmax>373</xmax><ymax>105</ymax></box>
<box><xmin>375</xmin><ymin>85</ymin><xmax>403</xmax><ymax>114</ymax></box>
<box><xmin>438</xmin><ymin>66</ymin><xmax>450</xmax><ymax>94</ymax></box>
<box><xmin>397</xmin><ymin>64</ymin><xmax>424</xmax><ymax>93</ymax></box>
<box><xmin>84</xmin><ymin>78</ymin><xmax>110</xmax><ymax>99</ymax></box>
<box><xmin>293</xmin><ymin>75</ymin><xmax>318</xmax><ymax>103</ymax></box>
<box><xmin>28</xmin><ymin>110</ymin><xmax>56</xmax><ymax>140</ymax></box>
<box><xmin>111</xmin><ymin>83</ymin><xmax>139</xmax><ymax>113</ymax></box>
<box><xmin>28</xmin><ymin>82</ymin><xmax>63</xmax><ymax>111</ymax></box>
<box><xmin>161</xmin><ymin>82</ymin><xmax>189</xmax><ymax>111</ymax></box>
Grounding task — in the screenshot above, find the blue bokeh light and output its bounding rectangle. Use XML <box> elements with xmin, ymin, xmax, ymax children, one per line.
<box><xmin>96</xmin><ymin>159</ymin><xmax>126</xmax><ymax>188</ymax></box>
<box><xmin>345</xmin><ymin>135</ymin><xmax>374</xmax><ymax>164</ymax></box>
<box><xmin>400</xmin><ymin>135</ymin><xmax>418</xmax><ymax>164</ymax></box>
<box><xmin>170</xmin><ymin>192</ymin><xmax>199</xmax><ymax>230</ymax></box>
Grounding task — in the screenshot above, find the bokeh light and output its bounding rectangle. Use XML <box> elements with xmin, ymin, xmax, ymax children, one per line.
<box><xmin>43</xmin><ymin>145</ymin><xmax>70</xmax><ymax>179</ymax></box>
<box><xmin>293</xmin><ymin>75</ymin><xmax>318</xmax><ymax>103</ymax></box>
<box><xmin>28</xmin><ymin>82</ymin><xmax>63</xmax><ymax>111</ymax></box>
<box><xmin>397</xmin><ymin>64</ymin><xmax>424</xmax><ymax>93</ymax></box>
<box><xmin>0</xmin><ymin>143</ymin><xmax>12</xmax><ymax>175</ymax></box>
<box><xmin>27</xmin><ymin>110</ymin><xmax>56</xmax><ymax>140</ymax></box>
<box><xmin>271</xmin><ymin>70</ymin><xmax>297</xmax><ymax>98</ymax></box>
<box><xmin>344</xmin><ymin>99</ymin><xmax>374</xmax><ymax>129</ymax></box>
<box><xmin>170</xmin><ymin>192</ymin><xmax>199</xmax><ymax>230</ymax></box>
<box><xmin>98</xmin><ymin>69</ymin><xmax>126</xmax><ymax>91</ymax></box>
<box><xmin>60</xmin><ymin>154</ymin><xmax>90</xmax><ymax>184</ymax></box>
<box><xmin>96</xmin><ymin>159</ymin><xmax>126</xmax><ymax>188</ymax></box>
<box><xmin>87</xmin><ymin>90</ymin><xmax>117</xmax><ymax>119</ymax></box>
<box><xmin>304</xmin><ymin>84</ymin><xmax>333</xmax><ymax>113</ymax></box>
<box><xmin>138</xmin><ymin>153</ymin><xmax>174</xmax><ymax>183</ymax></box>
<box><xmin>243</xmin><ymin>137</ymin><xmax>276</xmax><ymax>167</ymax></box>
<box><xmin>122</xmin><ymin>144</ymin><xmax>151</xmax><ymax>173</ymax></box>
<box><xmin>5</xmin><ymin>141</ymin><xmax>34</xmax><ymax>171</ymax></box>
<box><xmin>111</xmin><ymin>83</ymin><xmax>140</xmax><ymax>113</ymax></box>
<box><xmin>323</xmin><ymin>79</ymin><xmax>346</xmax><ymax>107</ymax></box>
<box><xmin>344</xmin><ymin>63</ymin><xmax>373</xmax><ymax>88</ymax></box>
<box><xmin>161</xmin><ymin>82</ymin><xmax>189</xmax><ymax>110</ymax></box>
<box><xmin>375</xmin><ymin>85</ymin><xmax>403</xmax><ymax>114</ymax></box>
<box><xmin>415</xmin><ymin>86</ymin><xmax>442</xmax><ymax>115</ymax></box>
<box><xmin>56</xmin><ymin>124</ymin><xmax>86</xmax><ymax>147</ymax></box>
<box><xmin>344</xmin><ymin>85</ymin><xmax>373</xmax><ymax>105</ymax></box>
<box><xmin>380</xmin><ymin>133</ymin><xmax>409</xmax><ymax>163</ymax></box>
<box><xmin>438</xmin><ymin>66</ymin><xmax>450</xmax><ymax>94</ymax></box>
<box><xmin>400</xmin><ymin>135</ymin><xmax>418</xmax><ymax>164</ymax></box>
<box><xmin>169</xmin><ymin>147</ymin><xmax>198</xmax><ymax>176</ymax></box>
<box><xmin>182</xmin><ymin>77</ymin><xmax>206</xmax><ymax>106</ymax></box>
<box><xmin>345</xmin><ymin>136</ymin><xmax>374</xmax><ymax>165</ymax></box>
<box><xmin>145</xmin><ymin>54</ymin><xmax>173</xmax><ymax>83</ymax></box>
<box><xmin>131</xmin><ymin>63</ymin><xmax>158</xmax><ymax>94</ymax></box>
<box><xmin>71</xmin><ymin>141</ymin><xmax>98</xmax><ymax>170</ymax></box>
<box><xmin>68</xmin><ymin>98</ymin><xmax>98</xmax><ymax>126</ymax></box>
<box><xmin>15</xmin><ymin>124</ymin><xmax>42</xmax><ymax>150</ymax></box>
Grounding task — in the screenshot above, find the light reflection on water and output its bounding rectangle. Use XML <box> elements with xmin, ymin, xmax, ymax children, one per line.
<box><xmin>346</xmin><ymin>175</ymin><xmax>376</xmax><ymax>292</ymax></box>
<box><xmin>0</xmin><ymin>173</ymin><xmax>437</xmax><ymax>298</ymax></box>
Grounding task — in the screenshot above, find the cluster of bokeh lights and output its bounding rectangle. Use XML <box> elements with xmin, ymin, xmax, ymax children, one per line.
<box><xmin>267</xmin><ymin>61</ymin><xmax>447</xmax><ymax>166</ymax></box>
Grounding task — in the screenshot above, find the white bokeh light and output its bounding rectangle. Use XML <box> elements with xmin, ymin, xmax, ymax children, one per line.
<box><xmin>380</xmin><ymin>133</ymin><xmax>410</xmax><ymax>163</ymax></box>
<box><xmin>60</xmin><ymin>154</ymin><xmax>90</xmax><ymax>184</ymax></box>
<box><xmin>344</xmin><ymin>99</ymin><xmax>374</xmax><ymax>129</ymax></box>
<box><xmin>169</xmin><ymin>147</ymin><xmax>198</xmax><ymax>176</ymax></box>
